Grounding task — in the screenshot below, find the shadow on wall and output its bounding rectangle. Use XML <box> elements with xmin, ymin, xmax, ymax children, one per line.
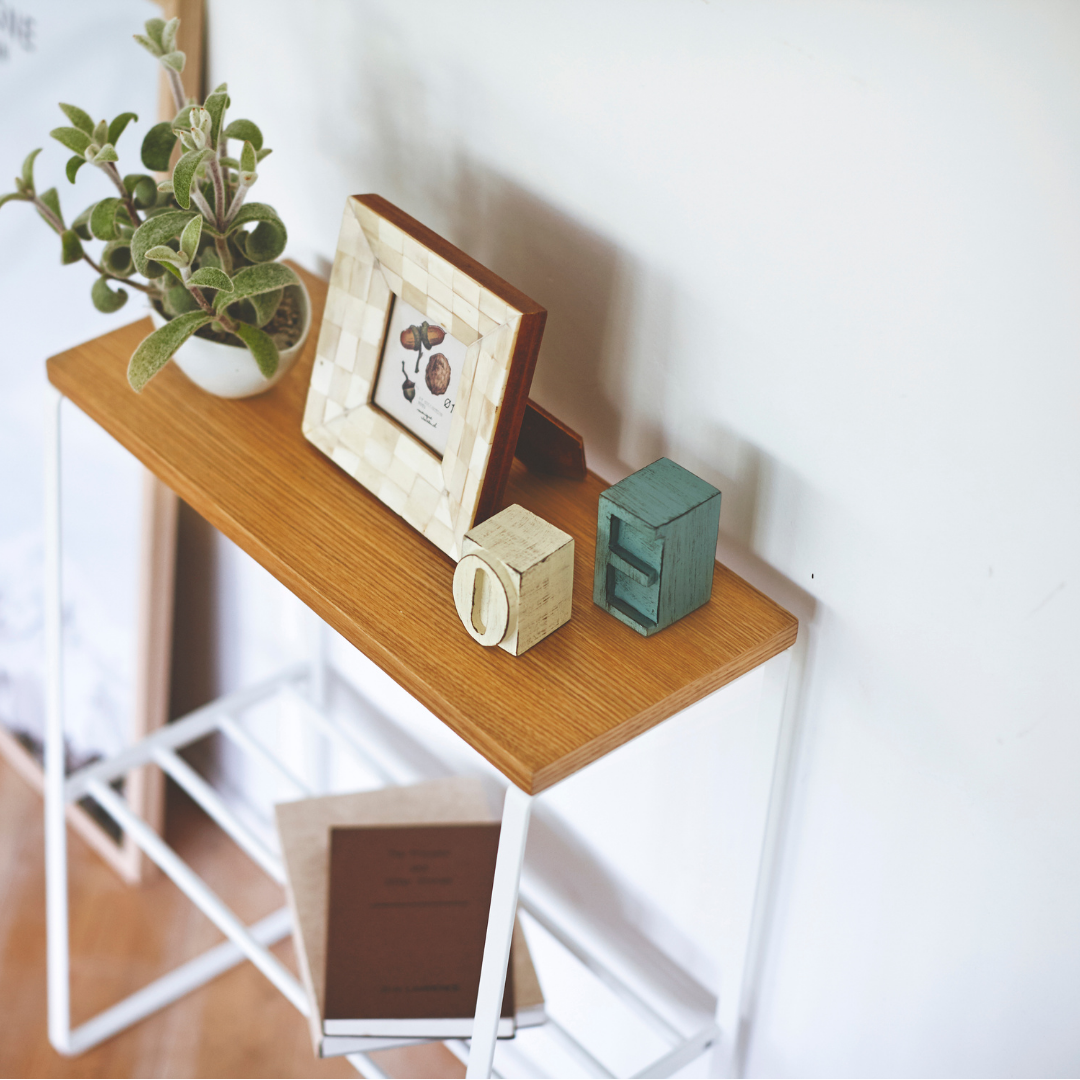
<box><xmin>340</xmin><ymin>6</ymin><xmax>785</xmax><ymax>560</ymax></box>
<box><xmin>409</xmin><ymin>158</ymin><xmax>812</xmax><ymax>628</ymax></box>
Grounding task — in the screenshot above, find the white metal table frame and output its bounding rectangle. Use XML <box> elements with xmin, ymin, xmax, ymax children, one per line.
<box><xmin>42</xmin><ymin>384</ymin><xmax>798</xmax><ymax>1080</ymax></box>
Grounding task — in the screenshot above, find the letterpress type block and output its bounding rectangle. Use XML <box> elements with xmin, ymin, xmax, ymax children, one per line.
<box><xmin>593</xmin><ymin>458</ymin><xmax>721</xmax><ymax>636</ymax></box>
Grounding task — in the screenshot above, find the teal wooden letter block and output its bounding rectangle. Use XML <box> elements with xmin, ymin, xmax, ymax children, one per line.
<box><xmin>593</xmin><ymin>457</ymin><xmax>721</xmax><ymax>636</ymax></box>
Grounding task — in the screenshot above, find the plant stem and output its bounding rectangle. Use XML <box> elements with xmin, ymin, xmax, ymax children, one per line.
<box><xmin>224</xmin><ymin>181</ymin><xmax>249</xmax><ymax>226</ymax></box>
<box><xmin>206</xmin><ymin>157</ymin><xmax>227</xmax><ymax>230</ymax></box>
<box><xmin>186</xmin><ymin>282</ymin><xmax>236</xmax><ymax>332</ymax></box>
<box><xmin>214</xmin><ymin>235</ymin><xmax>233</xmax><ymax>275</ymax></box>
<box><xmin>102</xmin><ymin>161</ymin><xmax>143</xmax><ymax>227</ymax></box>
<box><xmin>190</xmin><ymin>186</ymin><xmax>215</xmax><ymax>222</ymax></box>
<box><xmin>218</xmin><ymin>138</ymin><xmax>232</xmax><ymax>210</ymax></box>
<box><xmin>165</xmin><ymin>65</ymin><xmax>186</xmax><ymax>115</ymax></box>
<box><xmin>32</xmin><ymin>194</ymin><xmax>64</xmax><ymax>234</ymax></box>
<box><xmin>84</xmin><ymin>253</ymin><xmax>156</xmax><ymax>294</ymax></box>
<box><xmin>33</xmin><ymin>193</ymin><xmax>157</xmax><ymax>295</ymax></box>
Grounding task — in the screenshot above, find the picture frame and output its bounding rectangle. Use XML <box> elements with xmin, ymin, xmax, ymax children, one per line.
<box><xmin>302</xmin><ymin>195</ymin><xmax>547</xmax><ymax>560</ymax></box>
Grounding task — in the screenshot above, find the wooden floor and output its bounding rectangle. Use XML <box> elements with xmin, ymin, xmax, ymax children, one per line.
<box><xmin>0</xmin><ymin>755</ymin><xmax>464</xmax><ymax>1079</ymax></box>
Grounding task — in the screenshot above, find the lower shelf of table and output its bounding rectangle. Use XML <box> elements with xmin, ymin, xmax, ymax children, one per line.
<box><xmin>61</xmin><ymin>661</ymin><xmax>720</xmax><ymax>1079</ymax></box>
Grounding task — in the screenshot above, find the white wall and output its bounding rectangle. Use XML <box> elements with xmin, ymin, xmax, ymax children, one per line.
<box><xmin>203</xmin><ymin>2</ymin><xmax>1080</xmax><ymax>1074</ymax></box>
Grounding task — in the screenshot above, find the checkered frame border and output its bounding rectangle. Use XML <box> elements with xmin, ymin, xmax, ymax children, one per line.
<box><xmin>302</xmin><ymin>197</ymin><xmax>528</xmax><ymax>561</ymax></box>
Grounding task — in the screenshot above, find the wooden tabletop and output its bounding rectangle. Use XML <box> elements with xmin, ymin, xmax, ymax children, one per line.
<box><xmin>47</xmin><ymin>267</ymin><xmax>797</xmax><ymax>794</ymax></box>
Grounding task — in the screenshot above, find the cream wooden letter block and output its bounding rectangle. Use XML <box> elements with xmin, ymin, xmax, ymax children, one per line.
<box><xmin>453</xmin><ymin>504</ymin><xmax>574</xmax><ymax>656</ymax></box>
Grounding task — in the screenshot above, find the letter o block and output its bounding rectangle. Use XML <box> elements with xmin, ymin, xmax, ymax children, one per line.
<box><xmin>452</xmin><ymin>504</ymin><xmax>574</xmax><ymax>656</ymax></box>
<box><xmin>453</xmin><ymin>552</ymin><xmax>514</xmax><ymax>647</ymax></box>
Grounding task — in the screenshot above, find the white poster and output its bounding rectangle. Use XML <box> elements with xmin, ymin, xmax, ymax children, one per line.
<box><xmin>0</xmin><ymin>0</ymin><xmax>158</xmax><ymax>764</ymax></box>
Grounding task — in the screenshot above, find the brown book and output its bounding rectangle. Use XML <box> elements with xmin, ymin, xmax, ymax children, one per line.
<box><xmin>274</xmin><ymin>778</ymin><xmax>544</xmax><ymax>1057</ymax></box>
<box><xmin>323</xmin><ymin>822</ymin><xmax>514</xmax><ymax>1038</ymax></box>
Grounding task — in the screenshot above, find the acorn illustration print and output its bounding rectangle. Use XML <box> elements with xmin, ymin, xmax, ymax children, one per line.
<box><xmin>400</xmin><ymin>322</ymin><xmax>446</xmax><ymax>373</ymax></box>
<box><xmin>425</xmin><ymin>352</ymin><xmax>451</xmax><ymax>395</ymax></box>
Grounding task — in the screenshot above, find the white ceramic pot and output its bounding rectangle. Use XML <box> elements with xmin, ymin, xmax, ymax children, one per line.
<box><xmin>149</xmin><ymin>279</ymin><xmax>311</xmax><ymax>399</ymax></box>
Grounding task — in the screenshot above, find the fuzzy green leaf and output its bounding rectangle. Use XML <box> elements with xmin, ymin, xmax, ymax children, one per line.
<box><xmin>172</xmin><ymin>147</ymin><xmax>212</xmax><ymax>209</ymax></box>
<box><xmin>187</xmin><ymin>266</ymin><xmax>233</xmax><ymax>292</ymax></box>
<box><xmin>93</xmin><ymin>143</ymin><xmax>119</xmax><ymax>164</ymax></box>
<box><xmin>0</xmin><ymin>192</ymin><xmax>29</xmax><ymax>210</ymax></box>
<box><xmin>243</xmin><ymin>221</ymin><xmax>285</xmax><ymax>262</ymax></box>
<box><xmin>70</xmin><ymin>204</ymin><xmax>93</xmax><ymax>240</ymax></box>
<box><xmin>91</xmin><ymin>275</ymin><xmax>127</xmax><ymax>312</ymax></box>
<box><xmin>161</xmin><ymin>50</ymin><xmax>185</xmax><ymax>73</ymax></box>
<box><xmin>226</xmin><ymin>202</ymin><xmax>286</xmax><ymax>262</ymax></box>
<box><xmin>60</xmin><ymin>229</ymin><xmax>83</xmax><ymax>265</ymax></box>
<box><xmin>222</xmin><ymin>119</ymin><xmax>262</xmax><ymax>151</ymax></box>
<box><xmin>64</xmin><ymin>156</ymin><xmax>85</xmax><ymax>184</ymax></box>
<box><xmin>123</xmin><ymin>173</ymin><xmax>158</xmax><ymax>208</ymax></box>
<box><xmin>234</xmin><ymin>321</ymin><xmax>279</xmax><ymax>378</ymax></box>
<box><xmin>204</xmin><ymin>90</ymin><xmax>229</xmax><ymax>148</ymax></box>
<box><xmin>59</xmin><ymin>103</ymin><xmax>94</xmax><ymax>136</ymax></box>
<box><xmin>51</xmin><ymin>127</ymin><xmax>91</xmax><ymax>155</ymax></box>
<box><xmin>92</xmin><ymin>120</ymin><xmax>108</xmax><ymax>146</ymax></box>
<box><xmin>161</xmin><ymin>16</ymin><xmax>179</xmax><ymax>52</ymax></box>
<box><xmin>21</xmin><ymin>148</ymin><xmax>42</xmax><ymax>190</ymax></box>
<box><xmin>247</xmin><ymin>287</ymin><xmax>282</xmax><ymax>327</ymax></box>
<box><xmin>144</xmin><ymin>243</ymin><xmax>187</xmax><ymax>268</ymax></box>
<box><xmin>141</xmin><ymin>121</ymin><xmax>177</xmax><ymax>172</ymax></box>
<box><xmin>101</xmin><ymin>240</ymin><xmax>134</xmax><ymax>277</ymax></box>
<box><xmin>108</xmin><ymin>112</ymin><xmax>138</xmax><ymax>146</ymax></box>
<box><xmin>179</xmin><ymin>214</ymin><xmax>202</xmax><ymax>259</ymax></box>
<box><xmin>163</xmin><ymin>284</ymin><xmax>200</xmax><ymax>316</ymax></box>
<box><xmin>255</xmin><ymin>147</ymin><xmax>273</xmax><ymax>163</ymax></box>
<box><xmin>89</xmin><ymin>197</ymin><xmax>121</xmax><ymax>240</ymax></box>
<box><xmin>128</xmin><ymin>311</ymin><xmax>211</xmax><ymax>391</ymax></box>
<box><xmin>38</xmin><ymin>187</ymin><xmax>63</xmax><ymax>231</ymax></box>
<box><xmin>226</xmin><ymin>201</ymin><xmax>283</xmax><ymax>231</ymax></box>
<box><xmin>133</xmin><ymin>32</ymin><xmax>162</xmax><ymax>57</ymax></box>
<box><xmin>131</xmin><ymin>208</ymin><xmax>197</xmax><ymax>274</ymax></box>
<box><xmin>239</xmin><ymin>140</ymin><xmax>257</xmax><ymax>174</ymax></box>
<box><xmin>215</xmin><ymin>261</ymin><xmax>298</xmax><ymax>311</ymax></box>
<box><xmin>144</xmin><ymin>17</ymin><xmax>166</xmax><ymax>47</ymax></box>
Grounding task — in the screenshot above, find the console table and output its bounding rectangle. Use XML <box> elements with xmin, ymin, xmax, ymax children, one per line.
<box><xmin>44</xmin><ymin>266</ymin><xmax>797</xmax><ymax>1078</ymax></box>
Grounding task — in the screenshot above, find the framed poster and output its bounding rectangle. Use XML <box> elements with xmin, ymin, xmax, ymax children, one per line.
<box><xmin>302</xmin><ymin>195</ymin><xmax>547</xmax><ymax>561</ymax></box>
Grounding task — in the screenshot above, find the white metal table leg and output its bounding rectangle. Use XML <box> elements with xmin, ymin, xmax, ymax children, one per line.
<box><xmin>466</xmin><ymin>782</ymin><xmax>533</xmax><ymax>1079</ymax></box>
<box><xmin>713</xmin><ymin>644</ymin><xmax>798</xmax><ymax>1078</ymax></box>
<box><xmin>304</xmin><ymin>611</ymin><xmax>332</xmax><ymax>792</ymax></box>
<box><xmin>308</xmin><ymin>609</ymin><xmax>329</xmax><ymax>710</ymax></box>
<box><xmin>43</xmin><ymin>383</ymin><xmax>71</xmax><ymax>1054</ymax></box>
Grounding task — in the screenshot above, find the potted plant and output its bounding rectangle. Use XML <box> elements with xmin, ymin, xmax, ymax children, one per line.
<box><xmin>0</xmin><ymin>15</ymin><xmax>309</xmax><ymax>398</ymax></box>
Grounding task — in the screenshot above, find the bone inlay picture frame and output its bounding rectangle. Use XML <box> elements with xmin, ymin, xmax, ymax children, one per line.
<box><xmin>302</xmin><ymin>195</ymin><xmax>547</xmax><ymax>561</ymax></box>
